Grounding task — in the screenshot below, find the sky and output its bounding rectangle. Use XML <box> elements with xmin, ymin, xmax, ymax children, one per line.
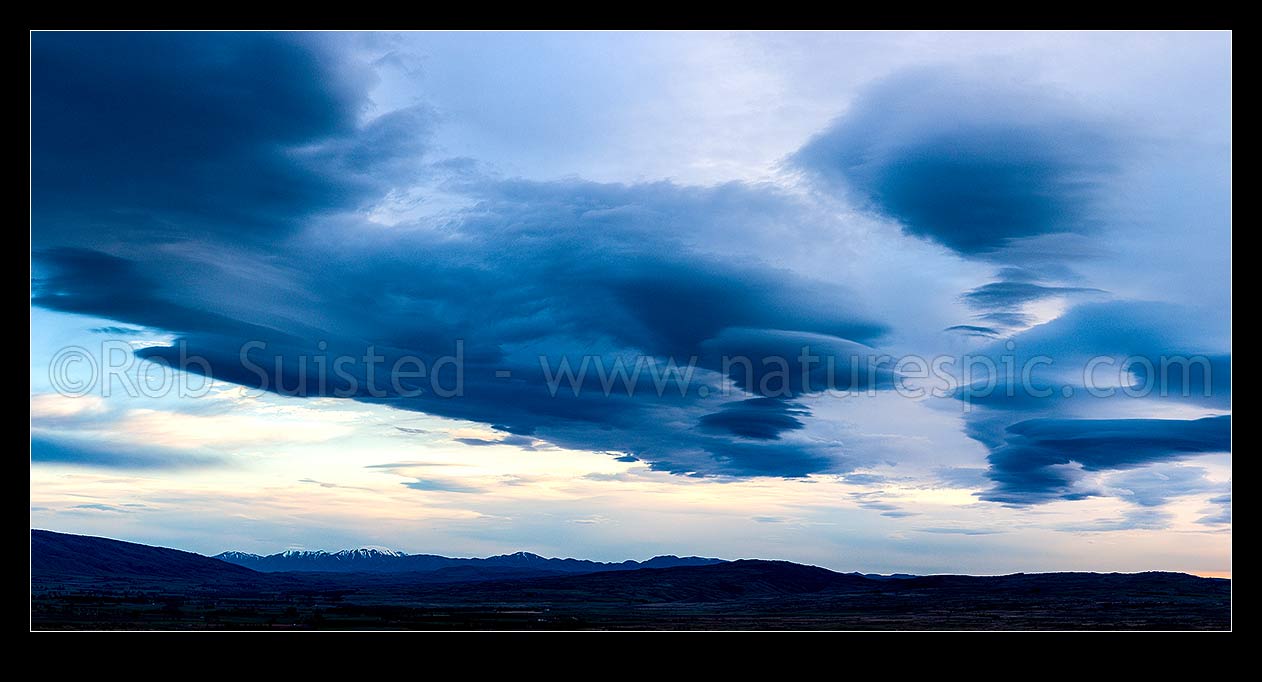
<box><xmin>29</xmin><ymin>31</ymin><xmax>1231</xmax><ymax>576</ymax></box>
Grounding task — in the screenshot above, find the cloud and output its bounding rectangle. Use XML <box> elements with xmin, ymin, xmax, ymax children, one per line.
<box><xmin>31</xmin><ymin>32</ymin><xmax>425</xmax><ymax>243</ymax></box>
<box><xmin>363</xmin><ymin>461</ymin><xmax>454</xmax><ymax>470</ymax></box>
<box><xmin>30</xmin><ymin>435</ymin><xmax>224</xmax><ymax>470</ymax></box>
<box><xmin>982</xmin><ymin>416</ymin><xmax>1231</xmax><ymax>505</ymax></box>
<box><xmin>977</xmin><ymin>311</ymin><xmax>1034</xmax><ymax>328</ymax></box>
<box><xmin>698</xmin><ymin>398</ymin><xmax>808</xmax><ymax>440</ymax></box>
<box><xmin>33</xmin><ymin>248</ymin><xmax>292</xmax><ymax>339</ymax></box>
<box><xmin>662</xmin><ymin>439</ymin><xmax>841</xmax><ymax>478</ymax></box>
<box><xmin>455</xmin><ymin>434</ymin><xmax>541</xmax><ymax>450</ymax></box>
<box><xmin>114</xmin><ymin>408</ymin><xmax>352</xmax><ymax>448</ymax></box>
<box><xmin>841</xmin><ymin>473</ymin><xmax>887</xmax><ymax>486</ymax></box>
<box><xmin>946</xmin><ymin>263</ymin><xmax>1111</xmax><ymax>335</ymax></box>
<box><xmin>953</xmin><ymin>299</ymin><xmax>1233</xmax><ymax>517</ymax></box>
<box><xmin>932</xmin><ymin>467</ymin><xmax>989</xmax><ymax>489</ymax></box>
<box><xmin>30</xmin><ymin>393</ymin><xmax>106</xmax><ymax>419</ymax></box>
<box><xmin>298</xmin><ymin>478</ymin><xmax>374</xmax><ymax>491</ymax></box>
<box><xmin>29</xmin><ymin>35</ymin><xmax>893</xmax><ymax>479</ymax></box>
<box><xmin>957</xmin><ymin>300</ymin><xmax>1231</xmax><ymax>422</ymax></box>
<box><xmin>1103</xmin><ymin>464</ymin><xmax>1227</xmax><ymax>508</ymax></box>
<box><xmin>794</xmin><ymin>67</ymin><xmax>1122</xmax><ymax>255</ymax></box>
<box><xmin>455</xmin><ymin>438</ymin><xmax>504</xmax><ymax>446</ymax></box>
<box><xmin>698</xmin><ymin>328</ymin><xmax>894</xmax><ymax>396</ymax></box>
<box><xmin>27</xmin><ymin>34</ymin><xmax>1230</xmax><ymax>514</ymax></box>
<box><xmin>35</xmin><ymin>141</ymin><xmax>893</xmax><ymax>478</ymax></box>
<box><xmin>69</xmin><ymin>503</ymin><xmax>135</xmax><ymax>513</ymax></box>
<box><xmin>1057</xmin><ymin>509</ymin><xmax>1173</xmax><ymax>532</ymax></box>
<box><xmin>961</xmin><ymin>281</ymin><xmax>1103</xmax><ymax>311</ymax></box>
<box><xmin>850</xmin><ymin>491</ymin><xmax>913</xmax><ymax>517</ymax></box>
<box><xmin>1127</xmin><ymin>354</ymin><xmax>1231</xmax><ymax>407</ymax></box>
<box><xmin>980</xmin><ymin>300</ymin><xmax>1227</xmax><ymax>366</ymax></box>
<box><xmin>402</xmin><ymin>479</ymin><xmax>484</xmax><ymax>494</ymax></box>
<box><xmin>916</xmin><ymin>527</ymin><xmax>1003</xmax><ymax>536</ymax></box>
<box><xmin>89</xmin><ymin>326</ymin><xmax>147</xmax><ymax>336</ymax></box>
<box><xmin>1198</xmin><ymin>493</ymin><xmax>1232</xmax><ymax>526</ymax></box>
<box><xmin>944</xmin><ymin>325</ymin><xmax>1000</xmax><ymax>338</ymax></box>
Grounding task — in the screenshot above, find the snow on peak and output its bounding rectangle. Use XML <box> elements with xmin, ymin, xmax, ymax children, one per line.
<box><xmin>280</xmin><ymin>549</ymin><xmax>329</xmax><ymax>558</ymax></box>
<box><xmin>214</xmin><ymin>551</ymin><xmax>261</xmax><ymax>560</ymax></box>
<box><xmin>331</xmin><ymin>547</ymin><xmax>406</xmax><ymax>559</ymax></box>
<box><xmin>489</xmin><ymin>551</ymin><xmax>547</xmax><ymax>562</ymax></box>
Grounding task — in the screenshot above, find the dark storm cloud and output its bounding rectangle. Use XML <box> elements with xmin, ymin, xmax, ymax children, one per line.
<box><xmin>698</xmin><ymin>328</ymin><xmax>895</xmax><ymax>396</ymax></box>
<box><xmin>33</xmin><ymin>248</ymin><xmax>307</xmax><ymax>341</ymax></box>
<box><xmin>794</xmin><ymin>68</ymin><xmax>1121</xmax><ymax>255</ymax></box>
<box><xmin>957</xmin><ymin>301</ymin><xmax>1231</xmax><ymax>419</ymax></box>
<box><xmin>957</xmin><ymin>304</ymin><xmax>1231</xmax><ymax>499</ymax></box>
<box><xmin>30</xmin><ymin>32</ymin><xmax>414</xmax><ymax>244</ymax></box>
<box><xmin>1127</xmin><ymin>354</ymin><xmax>1231</xmax><ymax>406</ymax></box>
<box><xmin>981</xmin><ymin>416</ymin><xmax>1231</xmax><ymax>505</ymax></box>
<box><xmin>698</xmin><ymin>398</ymin><xmax>809</xmax><ymax>440</ymax></box>
<box><xmin>796</xmin><ymin>67</ymin><xmax>1128</xmax><ymax>346</ymax></box>
<box><xmin>688</xmin><ymin>440</ymin><xmax>839</xmax><ymax>478</ymax></box>
<box><xmin>996</xmin><ymin>301</ymin><xmax>1227</xmax><ymax>361</ymax></box>
<box><xmin>30</xmin><ymin>33</ymin><xmax>891</xmax><ymax>478</ymax></box>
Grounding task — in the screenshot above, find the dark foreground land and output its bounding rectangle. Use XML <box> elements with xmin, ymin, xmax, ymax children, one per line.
<box><xmin>31</xmin><ymin>530</ymin><xmax>1230</xmax><ymax>630</ymax></box>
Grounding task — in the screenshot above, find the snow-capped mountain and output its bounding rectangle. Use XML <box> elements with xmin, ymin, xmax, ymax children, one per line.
<box><xmin>276</xmin><ymin>548</ymin><xmax>405</xmax><ymax>560</ymax></box>
<box><xmin>214</xmin><ymin>551</ymin><xmax>262</xmax><ymax>562</ymax></box>
<box><xmin>212</xmin><ymin>547</ymin><xmax>724</xmax><ymax>574</ymax></box>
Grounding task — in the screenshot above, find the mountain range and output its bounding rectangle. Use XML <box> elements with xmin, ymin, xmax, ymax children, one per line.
<box><xmin>212</xmin><ymin>547</ymin><xmax>724</xmax><ymax>574</ymax></box>
<box><xmin>30</xmin><ymin>529</ymin><xmax>1232</xmax><ymax>630</ymax></box>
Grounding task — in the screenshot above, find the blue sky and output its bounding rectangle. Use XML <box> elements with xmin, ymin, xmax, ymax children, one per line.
<box><xmin>30</xmin><ymin>31</ymin><xmax>1231</xmax><ymax>575</ymax></box>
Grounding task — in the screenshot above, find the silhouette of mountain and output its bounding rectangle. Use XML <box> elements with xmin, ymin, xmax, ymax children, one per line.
<box><xmin>429</xmin><ymin>559</ymin><xmax>877</xmax><ymax>603</ymax></box>
<box><xmin>32</xmin><ymin>529</ymin><xmax>258</xmax><ymax>581</ymax></box>
<box><xmin>847</xmin><ymin>571</ymin><xmax>918</xmax><ymax>580</ymax></box>
<box><xmin>212</xmin><ymin>546</ymin><xmax>725</xmax><ymax>574</ymax></box>
<box><xmin>30</xmin><ymin>530</ymin><xmax>1231</xmax><ymax>630</ymax></box>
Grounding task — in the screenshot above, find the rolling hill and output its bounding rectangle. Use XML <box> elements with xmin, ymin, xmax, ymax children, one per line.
<box><xmin>32</xmin><ymin>529</ymin><xmax>258</xmax><ymax>581</ymax></box>
<box><xmin>29</xmin><ymin>530</ymin><xmax>1231</xmax><ymax>630</ymax></box>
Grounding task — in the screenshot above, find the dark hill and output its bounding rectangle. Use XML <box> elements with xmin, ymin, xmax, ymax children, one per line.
<box><xmin>29</xmin><ymin>530</ymin><xmax>1231</xmax><ymax>630</ymax></box>
<box><xmin>31</xmin><ymin>529</ymin><xmax>258</xmax><ymax>582</ymax></box>
<box><xmin>896</xmin><ymin>571</ymin><xmax>1227</xmax><ymax>594</ymax></box>
<box><xmin>426</xmin><ymin>559</ymin><xmax>876</xmax><ymax>604</ymax></box>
